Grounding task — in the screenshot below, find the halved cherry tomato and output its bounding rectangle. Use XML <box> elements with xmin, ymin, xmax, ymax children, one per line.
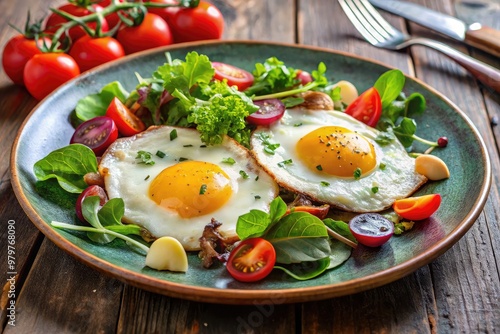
<box><xmin>246</xmin><ymin>99</ymin><xmax>285</xmax><ymax>126</ymax></box>
<box><xmin>349</xmin><ymin>213</ymin><xmax>394</xmax><ymax>247</ymax></box>
<box><xmin>24</xmin><ymin>53</ymin><xmax>80</xmax><ymax>100</ymax></box>
<box><xmin>75</xmin><ymin>185</ymin><xmax>108</xmax><ymax>222</ymax></box>
<box><xmin>295</xmin><ymin>69</ymin><xmax>313</xmax><ymax>85</ymax></box>
<box><xmin>227</xmin><ymin>238</ymin><xmax>276</xmax><ymax>282</ymax></box>
<box><xmin>45</xmin><ymin>3</ymin><xmax>109</xmax><ymax>42</ymax></box>
<box><xmin>212</xmin><ymin>62</ymin><xmax>254</xmax><ymax>91</ymax></box>
<box><xmin>116</xmin><ymin>13</ymin><xmax>173</xmax><ymax>55</ymax></box>
<box><xmin>344</xmin><ymin>87</ymin><xmax>382</xmax><ymax>127</ymax></box>
<box><xmin>70</xmin><ymin>116</ymin><xmax>118</xmax><ymax>155</ymax></box>
<box><xmin>106</xmin><ymin>97</ymin><xmax>146</xmax><ymax>136</ymax></box>
<box><xmin>285</xmin><ymin>205</ymin><xmax>330</xmax><ymax>219</ymax></box>
<box><xmin>393</xmin><ymin>194</ymin><xmax>441</xmax><ymax>221</ymax></box>
<box><xmin>69</xmin><ymin>35</ymin><xmax>125</xmax><ymax>72</ymax></box>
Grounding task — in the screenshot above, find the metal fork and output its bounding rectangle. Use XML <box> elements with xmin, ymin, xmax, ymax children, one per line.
<box><xmin>339</xmin><ymin>0</ymin><xmax>500</xmax><ymax>94</ymax></box>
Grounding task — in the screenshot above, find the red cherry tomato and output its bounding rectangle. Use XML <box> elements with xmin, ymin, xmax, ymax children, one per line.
<box><xmin>45</xmin><ymin>4</ymin><xmax>109</xmax><ymax>42</ymax></box>
<box><xmin>344</xmin><ymin>87</ymin><xmax>382</xmax><ymax>127</ymax></box>
<box><xmin>212</xmin><ymin>62</ymin><xmax>254</xmax><ymax>91</ymax></box>
<box><xmin>23</xmin><ymin>53</ymin><xmax>80</xmax><ymax>100</ymax></box>
<box><xmin>97</xmin><ymin>0</ymin><xmax>124</xmax><ymax>29</ymax></box>
<box><xmin>106</xmin><ymin>97</ymin><xmax>146</xmax><ymax>136</ymax></box>
<box><xmin>296</xmin><ymin>69</ymin><xmax>313</xmax><ymax>85</ymax></box>
<box><xmin>349</xmin><ymin>213</ymin><xmax>394</xmax><ymax>247</ymax></box>
<box><xmin>70</xmin><ymin>116</ymin><xmax>118</xmax><ymax>156</ymax></box>
<box><xmin>167</xmin><ymin>0</ymin><xmax>224</xmax><ymax>43</ymax></box>
<box><xmin>116</xmin><ymin>13</ymin><xmax>173</xmax><ymax>54</ymax></box>
<box><xmin>2</xmin><ymin>35</ymin><xmax>51</xmax><ymax>85</ymax></box>
<box><xmin>247</xmin><ymin>99</ymin><xmax>285</xmax><ymax>126</ymax></box>
<box><xmin>69</xmin><ymin>35</ymin><xmax>125</xmax><ymax>72</ymax></box>
<box><xmin>147</xmin><ymin>0</ymin><xmax>181</xmax><ymax>24</ymax></box>
<box><xmin>393</xmin><ymin>194</ymin><xmax>441</xmax><ymax>221</ymax></box>
<box><xmin>227</xmin><ymin>238</ymin><xmax>276</xmax><ymax>282</ymax></box>
<box><xmin>75</xmin><ymin>185</ymin><xmax>108</xmax><ymax>222</ymax></box>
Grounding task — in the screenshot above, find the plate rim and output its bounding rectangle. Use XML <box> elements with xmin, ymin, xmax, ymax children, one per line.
<box><xmin>10</xmin><ymin>40</ymin><xmax>492</xmax><ymax>305</ymax></box>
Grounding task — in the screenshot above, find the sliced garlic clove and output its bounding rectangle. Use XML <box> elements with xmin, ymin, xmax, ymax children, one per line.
<box><xmin>415</xmin><ymin>154</ymin><xmax>450</xmax><ymax>181</ymax></box>
<box><xmin>332</xmin><ymin>80</ymin><xmax>359</xmax><ymax>105</ymax></box>
<box><xmin>145</xmin><ymin>236</ymin><xmax>188</xmax><ymax>272</ymax></box>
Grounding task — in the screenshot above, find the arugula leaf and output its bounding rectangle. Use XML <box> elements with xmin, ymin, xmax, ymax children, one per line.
<box><xmin>244</xmin><ymin>57</ymin><xmax>300</xmax><ymax>96</ymax></box>
<box><xmin>374</xmin><ymin>69</ymin><xmax>405</xmax><ymax>109</ymax></box>
<box><xmin>33</xmin><ymin>144</ymin><xmax>98</xmax><ymax>193</ymax></box>
<box><xmin>265</xmin><ymin>212</ymin><xmax>330</xmax><ymax>264</ymax></box>
<box><xmin>75</xmin><ymin>81</ymin><xmax>129</xmax><ymax>121</ymax></box>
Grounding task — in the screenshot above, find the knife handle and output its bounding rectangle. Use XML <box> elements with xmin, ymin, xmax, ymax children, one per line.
<box><xmin>465</xmin><ymin>26</ymin><xmax>500</xmax><ymax>58</ymax></box>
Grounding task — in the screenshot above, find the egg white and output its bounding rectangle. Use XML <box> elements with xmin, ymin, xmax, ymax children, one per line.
<box><xmin>250</xmin><ymin>108</ymin><xmax>427</xmax><ymax>212</ymax></box>
<box><xmin>99</xmin><ymin>126</ymin><xmax>279</xmax><ymax>250</ymax></box>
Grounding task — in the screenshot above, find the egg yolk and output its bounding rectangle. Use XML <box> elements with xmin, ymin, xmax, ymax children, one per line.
<box><xmin>149</xmin><ymin>161</ymin><xmax>233</xmax><ymax>218</ymax></box>
<box><xmin>296</xmin><ymin>126</ymin><xmax>376</xmax><ymax>178</ymax></box>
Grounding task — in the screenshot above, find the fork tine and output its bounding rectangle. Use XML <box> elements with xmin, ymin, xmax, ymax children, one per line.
<box><xmin>356</xmin><ymin>0</ymin><xmax>401</xmax><ymax>38</ymax></box>
<box><xmin>339</xmin><ymin>0</ymin><xmax>385</xmax><ymax>45</ymax></box>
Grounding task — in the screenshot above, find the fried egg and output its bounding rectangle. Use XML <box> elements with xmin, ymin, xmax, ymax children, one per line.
<box><xmin>99</xmin><ymin>126</ymin><xmax>279</xmax><ymax>250</ymax></box>
<box><xmin>250</xmin><ymin>108</ymin><xmax>427</xmax><ymax>212</ymax></box>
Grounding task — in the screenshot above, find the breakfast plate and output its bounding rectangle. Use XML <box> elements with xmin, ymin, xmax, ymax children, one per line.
<box><xmin>10</xmin><ymin>41</ymin><xmax>491</xmax><ymax>304</ymax></box>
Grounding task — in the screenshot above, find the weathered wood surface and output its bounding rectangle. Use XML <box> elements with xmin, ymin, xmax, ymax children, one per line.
<box><xmin>0</xmin><ymin>0</ymin><xmax>498</xmax><ymax>332</ymax></box>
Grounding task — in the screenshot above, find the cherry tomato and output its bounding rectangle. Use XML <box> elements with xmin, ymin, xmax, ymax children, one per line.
<box><xmin>148</xmin><ymin>0</ymin><xmax>181</xmax><ymax>24</ymax></box>
<box><xmin>296</xmin><ymin>69</ymin><xmax>313</xmax><ymax>86</ymax></box>
<box><xmin>212</xmin><ymin>62</ymin><xmax>254</xmax><ymax>91</ymax></box>
<box><xmin>349</xmin><ymin>213</ymin><xmax>394</xmax><ymax>247</ymax></box>
<box><xmin>116</xmin><ymin>13</ymin><xmax>173</xmax><ymax>54</ymax></box>
<box><xmin>344</xmin><ymin>87</ymin><xmax>382</xmax><ymax>127</ymax></box>
<box><xmin>167</xmin><ymin>0</ymin><xmax>224</xmax><ymax>43</ymax></box>
<box><xmin>226</xmin><ymin>238</ymin><xmax>276</xmax><ymax>282</ymax></box>
<box><xmin>2</xmin><ymin>35</ymin><xmax>51</xmax><ymax>85</ymax></box>
<box><xmin>69</xmin><ymin>35</ymin><xmax>125</xmax><ymax>72</ymax></box>
<box><xmin>75</xmin><ymin>185</ymin><xmax>108</xmax><ymax>222</ymax></box>
<box><xmin>97</xmin><ymin>0</ymin><xmax>124</xmax><ymax>29</ymax></box>
<box><xmin>106</xmin><ymin>97</ymin><xmax>146</xmax><ymax>136</ymax></box>
<box><xmin>393</xmin><ymin>194</ymin><xmax>441</xmax><ymax>221</ymax></box>
<box><xmin>70</xmin><ymin>116</ymin><xmax>118</xmax><ymax>156</ymax></box>
<box><xmin>45</xmin><ymin>4</ymin><xmax>109</xmax><ymax>42</ymax></box>
<box><xmin>247</xmin><ymin>99</ymin><xmax>285</xmax><ymax>126</ymax></box>
<box><xmin>23</xmin><ymin>53</ymin><xmax>80</xmax><ymax>100</ymax></box>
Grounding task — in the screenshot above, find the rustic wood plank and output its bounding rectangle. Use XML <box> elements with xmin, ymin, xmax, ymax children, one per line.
<box><xmin>3</xmin><ymin>240</ymin><xmax>123</xmax><ymax>333</ymax></box>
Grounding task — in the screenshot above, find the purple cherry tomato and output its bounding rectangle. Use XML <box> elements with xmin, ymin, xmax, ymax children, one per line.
<box><xmin>247</xmin><ymin>99</ymin><xmax>285</xmax><ymax>126</ymax></box>
<box><xmin>349</xmin><ymin>213</ymin><xmax>394</xmax><ymax>247</ymax></box>
<box><xmin>75</xmin><ymin>185</ymin><xmax>108</xmax><ymax>222</ymax></box>
<box><xmin>70</xmin><ymin>116</ymin><xmax>118</xmax><ymax>156</ymax></box>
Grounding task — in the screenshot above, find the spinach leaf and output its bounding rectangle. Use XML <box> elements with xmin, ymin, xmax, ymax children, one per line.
<box><xmin>374</xmin><ymin>69</ymin><xmax>405</xmax><ymax>109</ymax></box>
<box><xmin>236</xmin><ymin>197</ymin><xmax>287</xmax><ymax>239</ymax></box>
<box><xmin>265</xmin><ymin>212</ymin><xmax>330</xmax><ymax>264</ymax></box>
<box><xmin>327</xmin><ymin>240</ymin><xmax>352</xmax><ymax>269</ymax></box>
<box><xmin>75</xmin><ymin>81</ymin><xmax>129</xmax><ymax>121</ymax></box>
<box><xmin>274</xmin><ymin>257</ymin><xmax>330</xmax><ymax>280</ymax></box>
<box><xmin>33</xmin><ymin>144</ymin><xmax>98</xmax><ymax>193</ymax></box>
<box><xmin>323</xmin><ymin>218</ymin><xmax>357</xmax><ymax>243</ymax></box>
<box><xmin>393</xmin><ymin>117</ymin><xmax>417</xmax><ymax>148</ymax></box>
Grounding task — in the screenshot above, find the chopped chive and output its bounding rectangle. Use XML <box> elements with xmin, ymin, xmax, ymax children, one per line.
<box><xmin>170</xmin><ymin>129</ymin><xmax>178</xmax><ymax>141</ymax></box>
<box><xmin>254</xmin><ymin>195</ymin><xmax>261</xmax><ymax>199</ymax></box>
<box><xmin>136</xmin><ymin>151</ymin><xmax>155</xmax><ymax>165</ymax></box>
<box><xmin>199</xmin><ymin>184</ymin><xmax>207</xmax><ymax>195</ymax></box>
<box><xmin>371</xmin><ymin>186</ymin><xmax>379</xmax><ymax>194</ymax></box>
<box><xmin>255</xmin><ymin>175</ymin><xmax>259</xmax><ymax>181</ymax></box>
<box><xmin>179</xmin><ymin>157</ymin><xmax>188</xmax><ymax>161</ymax></box>
<box><xmin>294</xmin><ymin>123</ymin><xmax>303</xmax><ymax>127</ymax></box>
<box><xmin>278</xmin><ymin>159</ymin><xmax>293</xmax><ymax>167</ymax></box>
<box><xmin>354</xmin><ymin>168</ymin><xmax>362</xmax><ymax>179</ymax></box>
<box><xmin>379</xmin><ymin>163</ymin><xmax>386</xmax><ymax>170</ymax></box>
<box><xmin>156</xmin><ymin>150</ymin><xmax>166</xmax><ymax>158</ymax></box>
<box><xmin>316</xmin><ymin>165</ymin><xmax>323</xmax><ymax>171</ymax></box>
<box><xmin>222</xmin><ymin>157</ymin><xmax>236</xmax><ymax>165</ymax></box>
<box><xmin>239</xmin><ymin>170</ymin><xmax>249</xmax><ymax>179</ymax></box>
<box><xmin>144</xmin><ymin>175</ymin><xmax>150</xmax><ymax>180</ymax></box>
<box><xmin>320</xmin><ymin>181</ymin><xmax>330</xmax><ymax>186</ymax></box>
<box><xmin>183</xmin><ymin>144</ymin><xmax>193</xmax><ymax>147</ymax></box>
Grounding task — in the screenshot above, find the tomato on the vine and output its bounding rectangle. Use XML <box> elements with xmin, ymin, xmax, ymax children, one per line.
<box><xmin>106</xmin><ymin>97</ymin><xmax>146</xmax><ymax>136</ymax></box>
<box><xmin>2</xmin><ymin>35</ymin><xmax>50</xmax><ymax>85</ymax></box>
<box><xmin>97</xmin><ymin>0</ymin><xmax>124</xmax><ymax>29</ymax></box>
<box><xmin>344</xmin><ymin>87</ymin><xmax>382</xmax><ymax>127</ymax></box>
<box><xmin>226</xmin><ymin>238</ymin><xmax>276</xmax><ymax>282</ymax></box>
<box><xmin>23</xmin><ymin>53</ymin><xmax>80</xmax><ymax>100</ymax></box>
<box><xmin>212</xmin><ymin>62</ymin><xmax>254</xmax><ymax>91</ymax></box>
<box><xmin>45</xmin><ymin>3</ymin><xmax>109</xmax><ymax>42</ymax></box>
<box><xmin>147</xmin><ymin>0</ymin><xmax>181</xmax><ymax>24</ymax></box>
<box><xmin>393</xmin><ymin>194</ymin><xmax>441</xmax><ymax>221</ymax></box>
<box><xmin>116</xmin><ymin>13</ymin><xmax>173</xmax><ymax>54</ymax></box>
<box><xmin>295</xmin><ymin>69</ymin><xmax>313</xmax><ymax>86</ymax></box>
<box><xmin>69</xmin><ymin>35</ymin><xmax>124</xmax><ymax>72</ymax></box>
<box><xmin>166</xmin><ymin>0</ymin><xmax>224</xmax><ymax>43</ymax></box>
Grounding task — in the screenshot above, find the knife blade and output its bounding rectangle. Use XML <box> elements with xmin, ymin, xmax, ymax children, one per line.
<box><xmin>368</xmin><ymin>0</ymin><xmax>500</xmax><ymax>57</ymax></box>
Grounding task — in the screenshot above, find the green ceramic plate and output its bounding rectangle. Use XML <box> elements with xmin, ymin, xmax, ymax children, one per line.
<box><xmin>11</xmin><ymin>41</ymin><xmax>491</xmax><ymax>304</ymax></box>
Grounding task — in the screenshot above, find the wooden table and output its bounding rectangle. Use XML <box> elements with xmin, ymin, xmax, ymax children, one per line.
<box><xmin>1</xmin><ymin>0</ymin><xmax>499</xmax><ymax>332</ymax></box>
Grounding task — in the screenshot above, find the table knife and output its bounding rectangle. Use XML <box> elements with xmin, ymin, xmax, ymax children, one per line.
<box><xmin>368</xmin><ymin>0</ymin><xmax>500</xmax><ymax>57</ymax></box>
